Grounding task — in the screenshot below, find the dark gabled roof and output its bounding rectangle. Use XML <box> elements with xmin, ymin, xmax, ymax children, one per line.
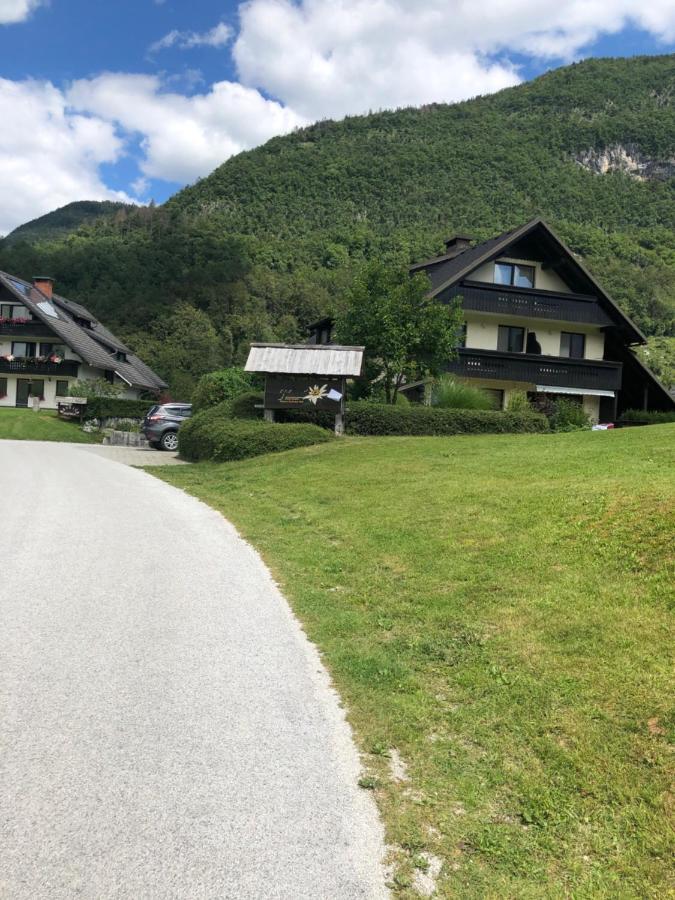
<box><xmin>0</xmin><ymin>272</ymin><xmax>166</xmax><ymax>391</ymax></box>
<box><xmin>414</xmin><ymin>218</ymin><xmax>646</xmax><ymax>345</ymax></box>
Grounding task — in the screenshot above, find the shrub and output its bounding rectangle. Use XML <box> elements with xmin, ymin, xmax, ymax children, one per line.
<box><xmin>344</xmin><ymin>402</ymin><xmax>548</xmax><ymax>436</ymax></box>
<box><xmin>192</xmin><ymin>368</ymin><xmax>257</xmax><ymax>412</ymax></box>
<box><xmin>67</xmin><ymin>377</ymin><xmax>123</xmax><ymax>399</ymax></box>
<box><xmin>506</xmin><ymin>390</ymin><xmax>532</xmax><ymax>412</ymax></box>
<box><xmin>111</xmin><ymin>419</ymin><xmax>140</xmax><ymax>433</ymax></box>
<box><xmin>430</xmin><ymin>375</ymin><xmax>494</xmax><ymax>410</ymax></box>
<box><xmin>84</xmin><ymin>397</ymin><xmax>154</xmax><ymax>420</ymax></box>
<box><xmin>548</xmin><ymin>398</ymin><xmax>591</xmax><ymax>432</ymax></box>
<box><xmin>178</xmin><ymin>413</ymin><xmax>331</xmax><ymax>462</ymax></box>
<box><xmin>619</xmin><ymin>408</ymin><xmax>675</xmax><ymax>424</ymax></box>
<box><xmin>230</xmin><ymin>391</ymin><xmax>264</xmax><ymax>419</ymax></box>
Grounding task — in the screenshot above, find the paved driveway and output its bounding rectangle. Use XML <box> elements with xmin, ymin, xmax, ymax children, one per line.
<box><xmin>81</xmin><ymin>443</ymin><xmax>187</xmax><ymax>466</ymax></box>
<box><xmin>0</xmin><ymin>440</ymin><xmax>387</xmax><ymax>899</ymax></box>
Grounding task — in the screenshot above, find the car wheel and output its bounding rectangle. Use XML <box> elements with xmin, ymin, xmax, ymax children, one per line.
<box><xmin>160</xmin><ymin>431</ymin><xmax>179</xmax><ymax>452</ymax></box>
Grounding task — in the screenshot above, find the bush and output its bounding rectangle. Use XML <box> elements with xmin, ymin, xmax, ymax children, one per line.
<box><xmin>344</xmin><ymin>402</ymin><xmax>549</xmax><ymax>436</ymax></box>
<box><xmin>548</xmin><ymin>398</ymin><xmax>591</xmax><ymax>432</ymax></box>
<box><xmin>506</xmin><ymin>390</ymin><xmax>532</xmax><ymax>412</ymax></box>
<box><xmin>84</xmin><ymin>397</ymin><xmax>154</xmax><ymax>420</ymax></box>
<box><xmin>67</xmin><ymin>377</ymin><xmax>123</xmax><ymax>399</ymax></box>
<box><xmin>619</xmin><ymin>408</ymin><xmax>675</xmax><ymax>424</ymax></box>
<box><xmin>192</xmin><ymin>368</ymin><xmax>257</xmax><ymax>412</ymax></box>
<box><xmin>430</xmin><ymin>375</ymin><xmax>495</xmax><ymax>410</ymax></box>
<box><xmin>230</xmin><ymin>391</ymin><xmax>264</xmax><ymax>419</ymax></box>
<box><xmin>178</xmin><ymin>413</ymin><xmax>331</xmax><ymax>462</ymax></box>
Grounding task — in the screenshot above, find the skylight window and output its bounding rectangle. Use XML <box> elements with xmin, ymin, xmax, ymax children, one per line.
<box><xmin>9</xmin><ymin>279</ymin><xmax>29</xmax><ymax>296</ymax></box>
<box><xmin>37</xmin><ymin>300</ymin><xmax>59</xmax><ymax>319</ymax></box>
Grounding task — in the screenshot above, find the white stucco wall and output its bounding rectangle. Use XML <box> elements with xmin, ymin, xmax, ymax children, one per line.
<box><xmin>464</xmin><ymin>315</ymin><xmax>605</xmax><ymax>359</ymax></box>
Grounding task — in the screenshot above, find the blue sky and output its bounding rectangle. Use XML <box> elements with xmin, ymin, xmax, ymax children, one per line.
<box><xmin>0</xmin><ymin>0</ymin><xmax>673</xmax><ymax>233</ymax></box>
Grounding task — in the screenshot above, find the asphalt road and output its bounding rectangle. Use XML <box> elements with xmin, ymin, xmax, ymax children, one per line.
<box><xmin>0</xmin><ymin>441</ymin><xmax>388</xmax><ymax>899</ymax></box>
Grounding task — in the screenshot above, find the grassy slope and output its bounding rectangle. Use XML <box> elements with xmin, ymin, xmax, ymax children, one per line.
<box><xmin>155</xmin><ymin>426</ymin><xmax>674</xmax><ymax>897</ymax></box>
<box><xmin>0</xmin><ymin>409</ymin><xmax>101</xmax><ymax>443</ymax></box>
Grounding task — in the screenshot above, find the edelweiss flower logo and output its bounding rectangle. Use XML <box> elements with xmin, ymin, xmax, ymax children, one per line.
<box><xmin>303</xmin><ymin>384</ymin><xmax>328</xmax><ymax>405</ymax></box>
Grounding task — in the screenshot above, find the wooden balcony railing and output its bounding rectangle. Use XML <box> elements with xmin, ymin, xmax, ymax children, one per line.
<box><xmin>447</xmin><ymin>281</ymin><xmax>613</xmax><ymax>326</ymax></box>
<box><xmin>0</xmin><ymin>320</ymin><xmax>54</xmax><ymax>337</ymax></box>
<box><xmin>0</xmin><ymin>358</ymin><xmax>79</xmax><ymax>377</ymax></box>
<box><xmin>447</xmin><ymin>349</ymin><xmax>622</xmax><ymax>392</ymax></box>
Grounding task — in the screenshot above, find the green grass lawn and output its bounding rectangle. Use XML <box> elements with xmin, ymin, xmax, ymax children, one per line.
<box><xmin>154</xmin><ymin>426</ymin><xmax>674</xmax><ymax>898</ymax></box>
<box><xmin>0</xmin><ymin>408</ymin><xmax>101</xmax><ymax>443</ymax></box>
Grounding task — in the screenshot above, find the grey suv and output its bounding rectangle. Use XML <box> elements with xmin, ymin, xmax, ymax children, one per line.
<box><xmin>141</xmin><ymin>403</ymin><xmax>192</xmax><ymax>451</ymax></box>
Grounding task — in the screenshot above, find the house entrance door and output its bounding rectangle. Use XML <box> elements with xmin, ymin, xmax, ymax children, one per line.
<box><xmin>16</xmin><ymin>379</ymin><xmax>30</xmax><ymax>407</ymax></box>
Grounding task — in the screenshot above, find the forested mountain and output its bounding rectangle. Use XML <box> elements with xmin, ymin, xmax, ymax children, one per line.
<box><xmin>1</xmin><ymin>54</ymin><xmax>674</xmax><ymax>395</ymax></box>
<box><xmin>3</xmin><ymin>201</ymin><xmax>132</xmax><ymax>245</ymax></box>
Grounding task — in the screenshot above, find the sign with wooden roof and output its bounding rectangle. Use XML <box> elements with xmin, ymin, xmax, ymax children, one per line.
<box><xmin>245</xmin><ymin>342</ymin><xmax>364</xmax><ymax>434</ymax></box>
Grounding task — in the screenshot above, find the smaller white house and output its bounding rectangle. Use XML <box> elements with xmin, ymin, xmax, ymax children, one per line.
<box><xmin>0</xmin><ymin>272</ymin><xmax>165</xmax><ymax>409</ymax></box>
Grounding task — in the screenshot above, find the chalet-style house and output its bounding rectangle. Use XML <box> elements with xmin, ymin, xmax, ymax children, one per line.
<box><xmin>310</xmin><ymin>219</ymin><xmax>674</xmax><ymax>421</ymax></box>
<box><xmin>0</xmin><ymin>272</ymin><xmax>165</xmax><ymax>409</ymax></box>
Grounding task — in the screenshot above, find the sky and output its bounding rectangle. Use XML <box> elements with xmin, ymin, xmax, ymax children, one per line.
<box><xmin>0</xmin><ymin>0</ymin><xmax>673</xmax><ymax>235</ymax></box>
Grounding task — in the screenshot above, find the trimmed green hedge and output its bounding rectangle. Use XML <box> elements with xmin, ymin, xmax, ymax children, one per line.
<box><xmin>84</xmin><ymin>397</ymin><xmax>155</xmax><ymax>420</ymax></box>
<box><xmin>230</xmin><ymin>391</ymin><xmax>264</xmax><ymax>420</ymax></box>
<box><xmin>178</xmin><ymin>413</ymin><xmax>331</xmax><ymax>462</ymax></box>
<box><xmin>619</xmin><ymin>409</ymin><xmax>675</xmax><ymax>425</ymax></box>
<box><xmin>343</xmin><ymin>402</ymin><xmax>549</xmax><ymax>436</ymax></box>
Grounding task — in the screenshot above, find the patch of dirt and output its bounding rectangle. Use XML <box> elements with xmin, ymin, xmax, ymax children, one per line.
<box><xmin>412</xmin><ymin>853</ymin><xmax>443</xmax><ymax>897</ymax></box>
<box><xmin>389</xmin><ymin>748</ymin><xmax>410</xmax><ymax>783</ymax></box>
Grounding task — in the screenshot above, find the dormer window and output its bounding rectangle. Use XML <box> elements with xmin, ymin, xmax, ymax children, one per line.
<box><xmin>494</xmin><ymin>261</ymin><xmax>535</xmax><ymax>289</ymax></box>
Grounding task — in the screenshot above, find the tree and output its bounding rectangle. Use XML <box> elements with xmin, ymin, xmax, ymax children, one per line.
<box><xmin>335</xmin><ymin>262</ymin><xmax>463</xmax><ymax>403</ymax></box>
<box><xmin>127</xmin><ymin>304</ymin><xmax>227</xmax><ymax>400</ymax></box>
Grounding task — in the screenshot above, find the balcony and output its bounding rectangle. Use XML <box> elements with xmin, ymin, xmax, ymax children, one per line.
<box><xmin>0</xmin><ymin>319</ymin><xmax>55</xmax><ymax>337</ymax></box>
<box><xmin>0</xmin><ymin>357</ymin><xmax>79</xmax><ymax>377</ymax></box>
<box><xmin>447</xmin><ymin>349</ymin><xmax>622</xmax><ymax>392</ymax></box>
<box><xmin>448</xmin><ymin>281</ymin><xmax>613</xmax><ymax>326</ymax></box>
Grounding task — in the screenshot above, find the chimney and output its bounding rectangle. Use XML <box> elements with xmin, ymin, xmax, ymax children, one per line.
<box><xmin>444</xmin><ymin>235</ymin><xmax>472</xmax><ymax>254</ymax></box>
<box><xmin>33</xmin><ymin>276</ymin><xmax>54</xmax><ymax>299</ymax></box>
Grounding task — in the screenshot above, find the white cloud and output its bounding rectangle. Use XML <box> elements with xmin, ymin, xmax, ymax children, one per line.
<box><xmin>3</xmin><ymin>1</ymin><xmax>675</xmax><ymax>232</ymax></box>
<box><xmin>67</xmin><ymin>73</ymin><xmax>306</xmax><ymax>184</ymax></box>
<box><xmin>233</xmin><ymin>0</ymin><xmax>675</xmax><ymax>120</ymax></box>
<box><xmin>149</xmin><ymin>22</ymin><xmax>232</xmax><ymax>54</ymax></box>
<box><xmin>0</xmin><ymin>0</ymin><xmax>41</xmax><ymax>24</ymax></box>
<box><xmin>0</xmin><ymin>79</ymin><xmax>134</xmax><ymax>234</ymax></box>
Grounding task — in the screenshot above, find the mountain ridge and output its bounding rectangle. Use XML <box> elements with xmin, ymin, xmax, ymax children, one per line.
<box><xmin>0</xmin><ymin>53</ymin><xmax>673</xmax><ymax>392</ymax></box>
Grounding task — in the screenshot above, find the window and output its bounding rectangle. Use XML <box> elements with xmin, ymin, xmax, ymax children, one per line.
<box><xmin>1</xmin><ymin>304</ymin><xmax>30</xmax><ymax>320</ymax></box>
<box><xmin>497</xmin><ymin>325</ymin><xmax>525</xmax><ymax>353</ymax></box>
<box><xmin>0</xmin><ymin>377</ymin><xmax>6</xmax><ymax>399</ymax></box>
<box><xmin>39</xmin><ymin>343</ymin><xmax>66</xmax><ymax>358</ymax></box>
<box><xmin>455</xmin><ymin>322</ymin><xmax>467</xmax><ymax>349</ymax></box>
<box><xmin>56</xmin><ymin>380</ymin><xmax>69</xmax><ymax>397</ymax></box>
<box><xmin>494</xmin><ymin>261</ymin><xmax>535</xmax><ymax>288</ymax></box>
<box><xmin>11</xmin><ymin>341</ymin><xmax>36</xmax><ymax>358</ymax></box>
<box><xmin>560</xmin><ymin>332</ymin><xmax>586</xmax><ymax>359</ymax></box>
